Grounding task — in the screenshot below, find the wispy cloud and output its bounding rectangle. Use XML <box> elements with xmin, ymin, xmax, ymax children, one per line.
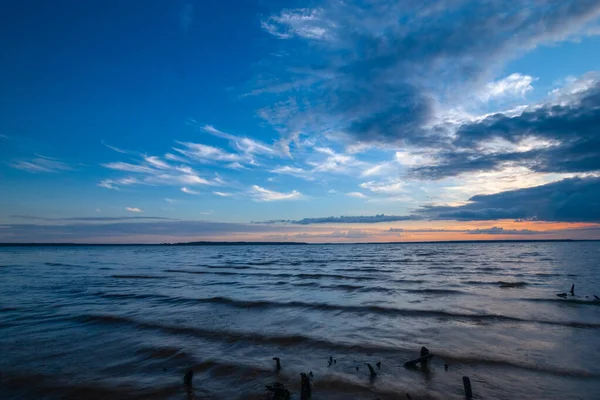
<box><xmin>346</xmin><ymin>192</ymin><xmax>368</xmax><ymax>199</ymax></box>
<box><xmin>201</xmin><ymin>125</ymin><xmax>277</xmax><ymax>158</ymax></box>
<box><xmin>10</xmin><ymin>156</ymin><xmax>71</xmax><ymax>173</ymax></box>
<box><xmin>125</xmin><ymin>207</ymin><xmax>143</xmax><ymax>213</ymax></box>
<box><xmin>99</xmin><ymin>151</ymin><xmax>218</xmax><ymax>190</ymax></box>
<box><xmin>174</xmin><ymin>141</ymin><xmax>242</xmax><ymax>163</ymax></box>
<box><xmin>212</xmin><ymin>191</ymin><xmax>232</xmax><ymax>197</ymax></box>
<box><xmin>479</xmin><ymin>73</ymin><xmax>537</xmax><ymax>102</ymax></box>
<box><xmin>101</xmin><ymin>141</ymin><xmax>135</xmax><ymax>155</ymax></box>
<box><xmin>181</xmin><ymin>187</ymin><xmax>200</xmax><ymax>195</ymax></box>
<box><xmin>359</xmin><ymin>180</ymin><xmax>404</xmax><ymax>195</ymax></box>
<box><xmin>270</xmin><ymin>165</ymin><xmax>314</xmax><ymax>180</ymax></box>
<box><xmin>261</xmin><ymin>8</ymin><xmax>329</xmax><ymax>40</ymax></box>
<box><xmin>250</xmin><ymin>185</ymin><xmax>302</xmax><ymax>201</ymax></box>
<box><xmin>165</xmin><ymin>198</ymin><xmax>177</xmax><ymax>203</ymax></box>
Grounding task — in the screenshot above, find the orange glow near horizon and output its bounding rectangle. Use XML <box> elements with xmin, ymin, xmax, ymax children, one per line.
<box><xmin>55</xmin><ymin>220</ymin><xmax>600</xmax><ymax>244</ymax></box>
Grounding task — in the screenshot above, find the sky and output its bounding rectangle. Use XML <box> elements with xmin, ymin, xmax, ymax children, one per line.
<box><xmin>1</xmin><ymin>0</ymin><xmax>600</xmax><ymax>243</ymax></box>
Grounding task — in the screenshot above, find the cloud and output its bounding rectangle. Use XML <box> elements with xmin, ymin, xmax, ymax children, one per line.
<box><xmin>261</xmin><ymin>8</ymin><xmax>329</xmax><ymax>40</ymax></box>
<box><xmin>212</xmin><ymin>191</ymin><xmax>232</xmax><ymax>197</ymax></box>
<box><xmin>418</xmin><ymin>177</ymin><xmax>600</xmax><ymax>222</ymax></box>
<box><xmin>414</xmin><ymin>74</ymin><xmax>600</xmax><ymax>179</ymax></box>
<box><xmin>250</xmin><ymin>185</ymin><xmax>302</xmax><ymax>201</ymax></box>
<box><xmin>200</xmin><ymin>125</ymin><xmax>277</xmax><ymax>158</ymax></box>
<box><xmin>270</xmin><ymin>165</ymin><xmax>314</xmax><ymax>180</ymax></box>
<box><xmin>125</xmin><ymin>207</ymin><xmax>143</xmax><ymax>213</ymax></box>
<box><xmin>479</xmin><ymin>73</ymin><xmax>537</xmax><ymax>102</ymax></box>
<box><xmin>386</xmin><ymin>226</ymin><xmax>544</xmax><ymax>235</ymax></box>
<box><xmin>165</xmin><ymin>198</ymin><xmax>177</xmax><ymax>203</ymax></box>
<box><xmin>359</xmin><ymin>180</ymin><xmax>404</xmax><ymax>194</ymax></box>
<box><xmin>226</xmin><ymin>162</ymin><xmax>247</xmax><ymax>170</ymax></box>
<box><xmin>254</xmin><ymin>1</ymin><xmax>600</xmax><ymax>149</ymax></box>
<box><xmin>99</xmin><ymin>151</ymin><xmax>218</xmax><ymax>190</ymax></box>
<box><xmin>101</xmin><ymin>141</ymin><xmax>135</xmax><ymax>155</ymax></box>
<box><xmin>346</xmin><ymin>192</ymin><xmax>367</xmax><ymax>199</ymax></box>
<box><xmin>181</xmin><ymin>187</ymin><xmax>200</xmax><ymax>195</ymax></box>
<box><xmin>9</xmin><ymin>156</ymin><xmax>71</xmax><ymax>173</ymax></box>
<box><xmin>174</xmin><ymin>142</ymin><xmax>242</xmax><ymax>163</ymax></box>
<box><xmin>466</xmin><ymin>226</ymin><xmax>542</xmax><ymax>235</ymax></box>
<box><xmin>257</xmin><ymin>214</ymin><xmax>419</xmax><ymax>224</ymax></box>
<box><xmin>180</xmin><ymin>3</ymin><xmax>194</xmax><ymax>31</ymax></box>
<box><xmin>0</xmin><ymin>220</ymin><xmax>311</xmax><ymax>242</ymax></box>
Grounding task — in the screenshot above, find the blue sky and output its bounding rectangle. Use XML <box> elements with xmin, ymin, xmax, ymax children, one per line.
<box><xmin>2</xmin><ymin>0</ymin><xmax>600</xmax><ymax>243</ymax></box>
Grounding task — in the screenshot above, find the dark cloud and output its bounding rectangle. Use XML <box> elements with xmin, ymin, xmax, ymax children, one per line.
<box><xmin>414</xmin><ymin>77</ymin><xmax>600</xmax><ymax>179</ymax></box>
<box><xmin>259</xmin><ymin>1</ymin><xmax>600</xmax><ymax>146</ymax></box>
<box><xmin>256</xmin><ymin>214</ymin><xmax>420</xmax><ymax>224</ymax></box>
<box><xmin>0</xmin><ymin>221</ymin><xmax>306</xmax><ymax>242</ymax></box>
<box><xmin>419</xmin><ymin>177</ymin><xmax>600</xmax><ymax>222</ymax></box>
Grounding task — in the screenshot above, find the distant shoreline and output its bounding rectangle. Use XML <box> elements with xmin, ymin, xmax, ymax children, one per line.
<box><xmin>1</xmin><ymin>239</ymin><xmax>598</xmax><ymax>247</ymax></box>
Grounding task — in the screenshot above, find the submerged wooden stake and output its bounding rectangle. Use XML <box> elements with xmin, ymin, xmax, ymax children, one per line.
<box><xmin>365</xmin><ymin>363</ymin><xmax>377</xmax><ymax>378</ymax></box>
<box><xmin>300</xmin><ymin>372</ymin><xmax>311</xmax><ymax>400</ymax></box>
<box><xmin>570</xmin><ymin>284</ymin><xmax>575</xmax><ymax>296</ymax></box>
<box><xmin>273</xmin><ymin>357</ymin><xmax>281</xmax><ymax>372</ymax></box>
<box><xmin>183</xmin><ymin>369</ymin><xmax>194</xmax><ymax>388</ymax></box>
<box><xmin>462</xmin><ymin>376</ymin><xmax>473</xmax><ymax>399</ymax></box>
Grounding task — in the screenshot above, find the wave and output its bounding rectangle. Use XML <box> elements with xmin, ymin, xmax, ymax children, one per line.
<box><xmin>74</xmin><ymin>314</ymin><xmax>600</xmax><ymax>380</ymax></box>
<box><xmin>438</xmin><ymin>352</ymin><xmax>600</xmax><ymax>379</ymax></box>
<box><xmin>403</xmin><ymin>288</ymin><xmax>466</xmax><ymax>295</ymax></box>
<box><xmin>203</xmin><ymin>265</ymin><xmax>254</xmax><ymax>270</ymax></box>
<box><xmin>522</xmin><ymin>298</ymin><xmax>600</xmax><ymax>307</ymax></box>
<box><xmin>44</xmin><ymin>262</ymin><xmax>80</xmax><ymax>267</ymax></box>
<box><xmin>464</xmin><ymin>280</ymin><xmax>529</xmax><ymax>287</ymax></box>
<box><xmin>89</xmin><ymin>295</ymin><xmax>600</xmax><ymax>329</ymax></box>
<box><xmin>111</xmin><ymin>275</ymin><xmax>163</xmax><ymax>279</ymax></box>
<box><xmin>165</xmin><ymin>269</ymin><xmax>377</xmax><ymax>281</ymax></box>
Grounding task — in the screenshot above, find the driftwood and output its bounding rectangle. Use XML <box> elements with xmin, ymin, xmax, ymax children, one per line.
<box><xmin>462</xmin><ymin>376</ymin><xmax>473</xmax><ymax>399</ymax></box>
<box><xmin>556</xmin><ymin>293</ymin><xmax>567</xmax><ymax>298</ymax></box>
<box><xmin>404</xmin><ymin>346</ymin><xmax>433</xmax><ymax>368</ymax></box>
<box><xmin>594</xmin><ymin>295</ymin><xmax>600</xmax><ymax>301</ymax></box>
<box><xmin>300</xmin><ymin>372</ymin><xmax>311</xmax><ymax>400</ymax></box>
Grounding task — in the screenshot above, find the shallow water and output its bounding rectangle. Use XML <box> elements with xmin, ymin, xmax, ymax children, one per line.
<box><xmin>1</xmin><ymin>242</ymin><xmax>599</xmax><ymax>399</ymax></box>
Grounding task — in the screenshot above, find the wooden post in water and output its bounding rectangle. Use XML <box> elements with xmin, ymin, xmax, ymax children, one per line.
<box><xmin>273</xmin><ymin>357</ymin><xmax>281</xmax><ymax>372</ymax></box>
<box><xmin>300</xmin><ymin>372</ymin><xmax>311</xmax><ymax>400</ymax></box>
<box><xmin>462</xmin><ymin>376</ymin><xmax>473</xmax><ymax>399</ymax></box>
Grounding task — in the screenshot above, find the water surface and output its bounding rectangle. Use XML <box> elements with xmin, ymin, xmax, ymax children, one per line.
<box><xmin>1</xmin><ymin>242</ymin><xmax>599</xmax><ymax>399</ymax></box>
